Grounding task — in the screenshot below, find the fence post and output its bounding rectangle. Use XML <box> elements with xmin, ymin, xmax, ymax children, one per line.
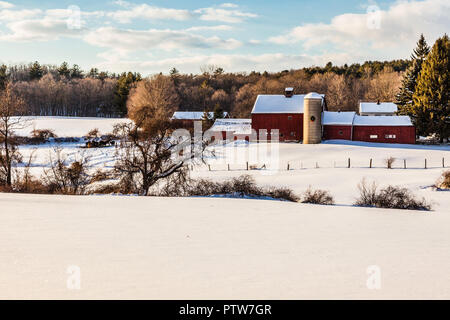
<box><xmin>369</xmin><ymin>159</ymin><xmax>372</xmax><ymax>168</ymax></box>
<box><xmin>287</xmin><ymin>162</ymin><xmax>290</xmax><ymax>171</ymax></box>
<box><xmin>443</xmin><ymin>158</ymin><xmax>445</xmax><ymax>168</ymax></box>
<box><xmin>228</xmin><ymin>164</ymin><xmax>230</xmax><ymax>171</ymax></box>
<box><xmin>424</xmin><ymin>159</ymin><xmax>427</xmax><ymax>169</ymax></box>
<box><xmin>404</xmin><ymin>159</ymin><xmax>406</xmax><ymax>169</ymax></box>
<box><xmin>208</xmin><ymin>164</ymin><xmax>211</xmax><ymax>171</ymax></box>
<box><xmin>348</xmin><ymin>158</ymin><xmax>351</xmax><ymax>168</ymax></box>
<box><xmin>246</xmin><ymin>162</ymin><xmax>249</xmax><ymax>171</ymax></box>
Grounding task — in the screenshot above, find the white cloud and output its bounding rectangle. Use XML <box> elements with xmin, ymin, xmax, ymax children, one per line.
<box><xmin>269</xmin><ymin>0</ymin><xmax>450</xmax><ymax>59</ymax></box>
<box><xmin>83</xmin><ymin>27</ymin><xmax>242</xmax><ymax>53</ymax></box>
<box><xmin>94</xmin><ymin>52</ymin><xmax>355</xmax><ymax>74</ymax></box>
<box><xmin>185</xmin><ymin>25</ymin><xmax>233</xmax><ymax>32</ymax></box>
<box><xmin>0</xmin><ymin>8</ymin><xmax>41</xmax><ymax>21</ymax></box>
<box><xmin>195</xmin><ymin>5</ymin><xmax>257</xmax><ymax>23</ymax></box>
<box><xmin>108</xmin><ymin>4</ymin><xmax>191</xmax><ymax>23</ymax></box>
<box><xmin>0</xmin><ymin>18</ymin><xmax>85</xmax><ymax>41</ymax></box>
<box><xmin>0</xmin><ymin>1</ymin><xmax>13</xmax><ymax>9</ymax></box>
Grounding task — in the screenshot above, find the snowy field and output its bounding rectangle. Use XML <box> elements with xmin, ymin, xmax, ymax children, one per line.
<box><xmin>1</xmin><ymin>116</ymin><xmax>450</xmax><ymax>299</ymax></box>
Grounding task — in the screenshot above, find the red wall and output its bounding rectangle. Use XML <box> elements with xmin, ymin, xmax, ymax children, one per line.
<box><xmin>323</xmin><ymin>125</ymin><xmax>352</xmax><ymax>140</ymax></box>
<box><xmin>252</xmin><ymin>113</ymin><xmax>303</xmax><ymax>141</ymax></box>
<box><xmin>352</xmin><ymin>126</ymin><xmax>415</xmax><ymax>144</ymax></box>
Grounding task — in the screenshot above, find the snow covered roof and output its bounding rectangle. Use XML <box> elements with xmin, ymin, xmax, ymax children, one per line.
<box><xmin>353</xmin><ymin>115</ymin><xmax>413</xmax><ymax>126</ymax></box>
<box><xmin>209</xmin><ymin>119</ymin><xmax>252</xmax><ymax>135</ymax></box>
<box><xmin>305</xmin><ymin>92</ymin><xmax>323</xmax><ymax>100</ymax></box>
<box><xmin>171</xmin><ymin>111</ymin><xmax>228</xmax><ymax>120</ymax></box>
<box><xmin>322</xmin><ymin>111</ymin><xmax>356</xmax><ymax>125</ymax></box>
<box><xmin>252</xmin><ymin>95</ymin><xmax>303</xmax><ymax>114</ymax></box>
<box><xmin>359</xmin><ymin>102</ymin><xmax>398</xmax><ymax>114</ymax></box>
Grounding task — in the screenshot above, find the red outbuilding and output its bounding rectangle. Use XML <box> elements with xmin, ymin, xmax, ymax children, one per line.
<box><xmin>322</xmin><ymin>111</ymin><xmax>356</xmax><ymax>141</ymax></box>
<box><xmin>352</xmin><ymin>115</ymin><xmax>415</xmax><ymax>144</ymax></box>
<box><xmin>251</xmin><ymin>88</ymin><xmax>313</xmax><ymax>142</ymax></box>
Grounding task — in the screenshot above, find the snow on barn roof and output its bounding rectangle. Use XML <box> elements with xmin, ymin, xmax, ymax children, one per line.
<box><xmin>252</xmin><ymin>94</ymin><xmax>323</xmax><ymax>114</ymax></box>
<box><xmin>171</xmin><ymin>111</ymin><xmax>228</xmax><ymax>120</ymax></box>
<box><xmin>353</xmin><ymin>115</ymin><xmax>413</xmax><ymax>126</ymax></box>
<box><xmin>209</xmin><ymin>119</ymin><xmax>252</xmax><ymax>135</ymax></box>
<box><xmin>322</xmin><ymin>111</ymin><xmax>356</xmax><ymax>125</ymax></box>
<box><xmin>359</xmin><ymin>102</ymin><xmax>398</xmax><ymax>114</ymax></box>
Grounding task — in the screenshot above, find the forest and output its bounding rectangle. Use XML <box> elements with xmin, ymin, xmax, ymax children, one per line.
<box><xmin>0</xmin><ymin>59</ymin><xmax>409</xmax><ymax>118</ymax></box>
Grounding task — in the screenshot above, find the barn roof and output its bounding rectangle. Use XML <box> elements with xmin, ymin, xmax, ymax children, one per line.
<box><xmin>252</xmin><ymin>95</ymin><xmax>307</xmax><ymax>114</ymax></box>
<box><xmin>353</xmin><ymin>115</ymin><xmax>413</xmax><ymax>126</ymax></box>
<box><xmin>322</xmin><ymin>111</ymin><xmax>356</xmax><ymax>125</ymax></box>
<box><xmin>171</xmin><ymin>111</ymin><xmax>228</xmax><ymax>120</ymax></box>
<box><xmin>359</xmin><ymin>102</ymin><xmax>398</xmax><ymax>114</ymax></box>
<box><xmin>209</xmin><ymin>119</ymin><xmax>252</xmax><ymax>135</ymax></box>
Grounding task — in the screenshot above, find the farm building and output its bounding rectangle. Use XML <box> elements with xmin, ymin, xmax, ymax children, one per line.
<box><xmin>359</xmin><ymin>101</ymin><xmax>398</xmax><ymax>116</ymax></box>
<box><xmin>250</xmin><ymin>89</ymin><xmax>416</xmax><ymax>144</ymax></box>
<box><xmin>322</xmin><ymin>111</ymin><xmax>356</xmax><ymax>141</ymax></box>
<box><xmin>352</xmin><ymin>115</ymin><xmax>415</xmax><ymax>144</ymax></box>
<box><xmin>251</xmin><ymin>88</ymin><xmax>325</xmax><ymax>142</ymax></box>
<box><xmin>208</xmin><ymin>119</ymin><xmax>252</xmax><ymax>141</ymax></box>
<box><xmin>171</xmin><ymin>111</ymin><xmax>229</xmax><ymax>127</ymax></box>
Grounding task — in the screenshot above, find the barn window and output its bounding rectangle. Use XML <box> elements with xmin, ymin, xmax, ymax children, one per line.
<box><xmin>290</xmin><ymin>132</ymin><xmax>295</xmax><ymax>136</ymax></box>
<box><xmin>280</xmin><ymin>133</ymin><xmax>284</xmax><ymax>137</ymax></box>
<box><xmin>310</xmin><ymin>116</ymin><xmax>316</xmax><ymax>122</ymax></box>
<box><xmin>288</xmin><ymin>116</ymin><xmax>293</xmax><ymax>120</ymax></box>
<box><xmin>370</xmin><ymin>135</ymin><xmax>378</xmax><ymax>139</ymax></box>
<box><xmin>385</xmin><ymin>134</ymin><xmax>396</xmax><ymax>139</ymax></box>
<box><xmin>338</xmin><ymin>130</ymin><xmax>343</xmax><ymax>135</ymax></box>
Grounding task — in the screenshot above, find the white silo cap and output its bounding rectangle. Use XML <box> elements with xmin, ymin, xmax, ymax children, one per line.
<box><xmin>304</xmin><ymin>92</ymin><xmax>323</xmax><ymax>100</ymax></box>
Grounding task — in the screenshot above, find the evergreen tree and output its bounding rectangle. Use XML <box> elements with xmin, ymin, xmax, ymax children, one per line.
<box><xmin>396</xmin><ymin>34</ymin><xmax>430</xmax><ymax>112</ymax></box>
<box><xmin>113</xmin><ymin>72</ymin><xmax>142</xmax><ymax>116</ymax></box>
<box><xmin>57</xmin><ymin>62</ymin><xmax>71</xmax><ymax>78</ymax></box>
<box><xmin>213</xmin><ymin>103</ymin><xmax>225</xmax><ymax>120</ymax></box>
<box><xmin>0</xmin><ymin>64</ymin><xmax>7</xmax><ymax>90</ymax></box>
<box><xmin>29</xmin><ymin>61</ymin><xmax>44</xmax><ymax>80</ymax></box>
<box><xmin>413</xmin><ymin>34</ymin><xmax>449</xmax><ymax>141</ymax></box>
<box><xmin>70</xmin><ymin>64</ymin><xmax>83</xmax><ymax>79</ymax></box>
<box><xmin>88</xmin><ymin>68</ymin><xmax>99</xmax><ymax>79</ymax></box>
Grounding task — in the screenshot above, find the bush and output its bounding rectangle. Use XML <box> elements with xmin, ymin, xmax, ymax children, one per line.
<box><xmin>30</xmin><ymin>129</ymin><xmax>56</xmax><ymax>144</ymax></box>
<box><xmin>301</xmin><ymin>187</ymin><xmax>335</xmax><ymax>205</ymax></box>
<box><xmin>355</xmin><ymin>179</ymin><xmax>432</xmax><ymax>211</ymax></box>
<box><xmin>165</xmin><ymin>175</ymin><xmax>300</xmax><ymax>202</ymax></box>
<box><xmin>385</xmin><ymin>157</ymin><xmax>396</xmax><ymax>169</ymax></box>
<box><xmin>436</xmin><ymin>170</ymin><xmax>450</xmax><ymax>189</ymax></box>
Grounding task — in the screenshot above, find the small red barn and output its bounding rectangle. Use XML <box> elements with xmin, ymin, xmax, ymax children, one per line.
<box><xmin>251</xmin><ymin>89</ymin><xmax>308</xmax><ymax>142</ymax></box>
<box><xmin>208</xmin><ymin>119</ymin><xmax>252</xmax><ymax>141</ymax></box>
<box><xmin>322</xmin><ymin>111</ymin><xmax>356</xmax><ymax>141</ymax></box>
<box><xmin>352</xmin><ymin>115</ymin><xmax>415</xmax><ymax>144</ymax></box>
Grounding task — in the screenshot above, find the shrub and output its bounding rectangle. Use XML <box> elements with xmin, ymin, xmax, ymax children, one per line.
<box><xmin>301</xmin><ymin>187</ymin><xmax>335</xmax><ymax>205</ymax></box>
<box><xmin>30</xmin><ymin>129</ymin><xmax>56</xmax><ymax>144</ymax></box>
<box><xmin>86</xmin><ymin>128</ymin><xmax>100</xmax><ymax>139</ymax></box>
<box><xmin>436</xmin><ymin>170</ymin><xmax>450</xmax><ymax>189</ymax></box>
<box><xmin>355</xmin><ymin>179</ymin><xmax>432</xmax><ymax>211</ymax></box>
<box><xmin>385</xmin><ymin>157</ymin><xmax>396</xmax><ymax>169</ymax></box>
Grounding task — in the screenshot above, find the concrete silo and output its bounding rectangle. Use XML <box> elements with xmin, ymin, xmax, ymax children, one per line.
<box><xmin>303</xmin><ymin>92</ymin><xmax>323</xmax><ymax>144</ymax></box>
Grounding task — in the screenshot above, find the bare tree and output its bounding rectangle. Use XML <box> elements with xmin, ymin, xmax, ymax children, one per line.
<box><xmin>0</xmin><ymin>83</ymin><xmax>26</xmax><ymax>186</ymax></box>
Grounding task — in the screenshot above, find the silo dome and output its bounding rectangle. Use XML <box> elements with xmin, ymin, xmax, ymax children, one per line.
<box><xmin>303</xmin><ymin>93</ymin><xmax>323</xmax><ymax>144</ymax></box>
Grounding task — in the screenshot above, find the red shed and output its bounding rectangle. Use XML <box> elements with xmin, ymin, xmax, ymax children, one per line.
<box><xmin>251</xmin><ymin>90</ymin><xmax>307</xmax><ymax>142</ymax></box>
<box><xmin>352</xmin><ymin>115</ymin><xmax>415</xmax><ymax>144</ymax></box>
<box><xmin>322</xmin><ymin>111</ymin><xmax>356</xmax><ymax>141</ymax></box>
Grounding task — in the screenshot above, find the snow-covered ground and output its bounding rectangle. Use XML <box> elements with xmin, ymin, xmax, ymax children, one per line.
<box><xmin>1</xmin><ymin>117</ymin><xmax>449</xmax><ymax>299</ymax></box>
<box><xmin>1</xmin><ymin>194</ymin><xmax>450</xmax><ymax>299</ymax></box>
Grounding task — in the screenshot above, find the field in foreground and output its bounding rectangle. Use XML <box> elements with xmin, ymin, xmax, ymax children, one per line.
<box><xmin>1</xmin><ymin>193</ymin><xmax>450</xmax><ymax>299</ymax></box>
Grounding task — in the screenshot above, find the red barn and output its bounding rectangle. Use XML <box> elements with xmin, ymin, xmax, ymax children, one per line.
<box><xmin>208</xmin><ymin>119</ymin><xmax>252</xmax><ymax>141</ymax></box>
<box><xmin>322</xmin><ymin>111</ymin><xmax>356</xmax><ymax>141</ymax></box>
<box><xmin>352</xmin><ymin>115</ymin><xmax>415</xmax><ymax>144</ymax></box>
<box><xmin>251</xmin><ymin>89</ymin><xmax>310</xmax><ymax>142</ymax></box>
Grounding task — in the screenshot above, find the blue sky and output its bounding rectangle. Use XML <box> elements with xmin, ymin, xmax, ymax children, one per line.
<box><xmin>0</xmin><ymin>0</ymin><xmax>448</xmax><ymax>75</ymax></box>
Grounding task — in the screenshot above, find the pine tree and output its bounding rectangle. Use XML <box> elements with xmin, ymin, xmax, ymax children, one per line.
<box><xmin>396</xmin><ymin>34</ymin><xmax>430</xmax><ymax>113</ymax></box>
<box><xmin>413</xmin><ymin>34</ymin><xmax>450</xmax><ymax>141</ymax></box>
<box><xmin>0</xmin><ymin>65</ymin><xmax>7</xmax><ymax>91</ymax></box>
<box><xmin>29</xmin><ymin>61</ymin><xmax>44</xmax><ymax>80</ymax></box>
<box><xmin>70</xmin><ymin>64</ymin><xmax>83</xmax><ymax>79</ymax></box>
<box><xmin>57</xmin><ymin>62</ymin><xmax>71</xmax><ymax>78</ymax></box>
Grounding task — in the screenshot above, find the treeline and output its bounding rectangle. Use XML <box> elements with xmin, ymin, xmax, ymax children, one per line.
<box><xmin>0</xmin><ymin>59</ymin><xmax>410</xmax><ymax>118</ymax></box>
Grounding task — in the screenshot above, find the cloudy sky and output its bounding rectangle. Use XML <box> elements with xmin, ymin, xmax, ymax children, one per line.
<box><xmin>0</xmin><ymin>0</ymin><xmax>448</xmax><ymax>75</ymax></box>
